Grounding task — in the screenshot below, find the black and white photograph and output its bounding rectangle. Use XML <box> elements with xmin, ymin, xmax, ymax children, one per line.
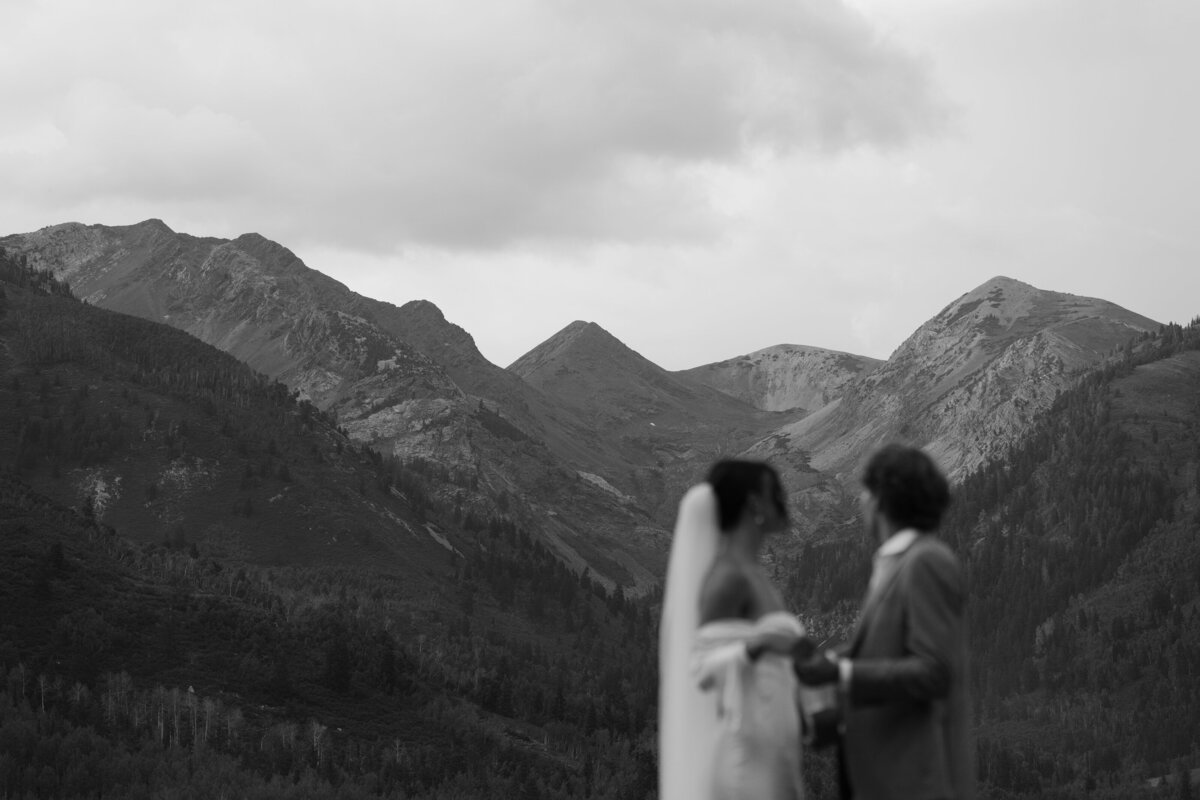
<box><xmin>1</xmin><ymin>1</ymin><xmax>1197</xmax><ymax>798</ymax></box>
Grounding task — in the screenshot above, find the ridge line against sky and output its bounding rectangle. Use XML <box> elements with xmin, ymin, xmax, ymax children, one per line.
<box><xmin>2</xmin><ymin>0</ymin><xmax>1197</xmax><ymax>370</ymax></box>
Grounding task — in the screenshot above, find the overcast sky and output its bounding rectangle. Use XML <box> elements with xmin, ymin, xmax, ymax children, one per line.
<box><xmin>3</xmin><ymin>0</ymin><xmax>1197</xmax><ymax>370</ymax></box>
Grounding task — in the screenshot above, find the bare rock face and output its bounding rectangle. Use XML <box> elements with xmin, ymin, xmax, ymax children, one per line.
<box><xmin>359</xmin><ymin>299</ymin><xmax>622</xmax><ymax>481</ymax></box>
<box><xmin>762</xmin><ymin>276</ymin><xmax>1159</xmax><ymax>487</ymax></box>
<box><xmin>7</xmin><ymin>221</ymin><xmax>457</xmax><ymax>409</ymax></box>
<box><xmin>677</xmin><ymin>344</ymin><xmax>881</xmax><ymax>413</ymax></box>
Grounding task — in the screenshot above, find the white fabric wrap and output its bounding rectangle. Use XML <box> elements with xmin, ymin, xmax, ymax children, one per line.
<box><xmin>691</xmin><ymin>613</ymin><xmax>805</xmax><ymax>730</ymax></box>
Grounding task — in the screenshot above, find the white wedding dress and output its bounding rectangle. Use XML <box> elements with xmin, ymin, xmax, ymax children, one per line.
<box><xmin>660</xmin><ymin>484</ymin><xmax>805</xmax><ymax>800</ymax></box>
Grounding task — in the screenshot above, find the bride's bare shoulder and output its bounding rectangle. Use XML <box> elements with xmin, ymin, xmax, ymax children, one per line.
<box><xmin>699</xmin><ymin>558</ymin><xmax>753</xmax><ymax>623</ymax></box>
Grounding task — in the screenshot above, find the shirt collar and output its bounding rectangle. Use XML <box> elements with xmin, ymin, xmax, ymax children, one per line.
<box><xmin>876</xmin><ymin>529</ymin><xmax>919</xmax><ymax>558</ymax></box>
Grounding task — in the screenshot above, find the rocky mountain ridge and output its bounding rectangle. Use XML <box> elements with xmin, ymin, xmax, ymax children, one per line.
<box><xmin>3</xmin><ymin>222</ymin><xmax>766</xmax><ymax>585</ymax></box>
<box><xmin>677</xmin><ymin>343</ymin><xmax>882</xmax><ymax>413</ymax></box>
<box><xmin>4</xmin><ymin>221</ymin><xmax>1164</xmax><ymax>573</ymax></box>
<box><xmin>756</xmin><ymin>276</ymin><xmax>1160</xmax><ymax>494</ymax></box>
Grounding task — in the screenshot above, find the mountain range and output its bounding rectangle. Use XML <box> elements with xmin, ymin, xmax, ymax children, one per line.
<box><xmin>1</xmin><ymin>219</ymin><xmax>1161</xmax><ymax>571</ymax></box>
<box><xmin>2</xmin><ymin>219</ymin><xmax>1197</xmax><ymax>799</ymax></box>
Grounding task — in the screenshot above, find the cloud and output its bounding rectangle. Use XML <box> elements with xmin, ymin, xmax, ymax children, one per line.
<box><xmin>3</xmin><ymin>0</ymin><xmax>948</xmax><ymax>251</ymax></box>
<box><xmin>7</xmin><ymin>82</ymin><xmax>270</xmax><ymax>204</ymax></box>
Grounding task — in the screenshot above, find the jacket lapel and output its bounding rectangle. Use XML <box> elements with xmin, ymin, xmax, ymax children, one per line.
<box><xmin>849</xmin><ymin>548</ymin><xmax>910</xmax><ymax>655</ymax></box>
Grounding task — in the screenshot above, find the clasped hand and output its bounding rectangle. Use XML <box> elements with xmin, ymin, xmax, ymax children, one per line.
<box><xmin>746</xmin><ymin>629</ymin><xmax>801</xmax><ymax>661</ymax></box>
<box><xmin>791</xmin><ymin>636</ymin><xmax>839</xmax><ymax>686</ymax></box>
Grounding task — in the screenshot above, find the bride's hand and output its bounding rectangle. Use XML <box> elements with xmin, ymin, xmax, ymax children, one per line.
<box><xmin>746</xmin><ymin>630</ymin><xmax>800</xmax><ymax>661</ymax></box>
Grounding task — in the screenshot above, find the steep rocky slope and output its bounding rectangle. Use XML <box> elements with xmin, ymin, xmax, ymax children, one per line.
<box><xmin>358</xmin><ymin>298</ymin><xmax>629</xmax><ymax>486</ymax></box>
<box><xmin>678</xmin><ymin>344</ymin><xmax>881</xmax><ymax>412</ymax></box>
<box><xmin>755</xmin><ymin>276</ymin><xmax>1160</xmax><ymax>494</ymax></box>
<box><xmin>4</xmin><ymin>221</ymin><xmax>456</xmax><ymax>409</ymax></box>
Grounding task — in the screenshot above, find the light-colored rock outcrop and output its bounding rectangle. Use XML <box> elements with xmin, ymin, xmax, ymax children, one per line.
<box><xmin>678</xmin><ymin>344</ymin><xmax>881</xmax><ymax>413</ymax></box>
<box><xmin>759</xmin><ymin>276</ymin><xmax>1159</xmax><ymax>487</ymax></box>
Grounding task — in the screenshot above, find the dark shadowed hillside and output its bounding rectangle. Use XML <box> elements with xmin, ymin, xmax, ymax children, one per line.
<box><xmin>0</xmin><ymin>248</ymin><xmax>663</xmax><ymax>799</ymax></box>
<box><xmin>0</xmin><ymin>250</ymin><xmax>459</xmax><ymax>579</ymax></box>
<box><xmin>0</xmin><ymin>467</ymin><xmax>666</xmax><ymax>799</ymax></box>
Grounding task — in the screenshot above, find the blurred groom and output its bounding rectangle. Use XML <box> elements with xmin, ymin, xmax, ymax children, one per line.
<box><xmin>796</xmin><ymin>444</ymin><xmax>975</xmax><ymax>800</ymax></box>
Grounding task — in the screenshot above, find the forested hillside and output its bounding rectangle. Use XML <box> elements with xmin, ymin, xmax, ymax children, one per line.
<box><xmin>956</xmin><ymin>324</ymin><xmax>1200</xmax><ymax>799</ymax></box>
<box><xmin>775</xmin><ymin>318</ymin><xmax>1200</xmax><ymax>799</ymax></box>
<box><xmin>0</xmin><ymin>248</ymin><xmax>663</xmax><ymax>799</ymax></box>
<box><xmin>0</xmin><ymin>471</ymin><xmax>667</xmax><ymax>799</ymax></box>
<box><xmin>0</xmin><ymin>244</ymin><xmax>443</xmax><ymax>574</ymax></box>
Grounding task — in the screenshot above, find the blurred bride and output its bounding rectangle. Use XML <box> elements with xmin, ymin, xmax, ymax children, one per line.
<box><xmin>659</xmin><ymin>460</ymin><xmax>807</xmax><ymax>800</ymax></box>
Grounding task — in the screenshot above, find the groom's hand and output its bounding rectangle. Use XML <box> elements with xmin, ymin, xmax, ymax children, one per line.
<box><xmin>791</xmin><ymin>636</ymin><xmax>817</xmax><ymax>662</ymax></box>
<box><xmin>794</xmin><ymin>652</ymin><xmax>839</xmax><ymax>686</ymax></box>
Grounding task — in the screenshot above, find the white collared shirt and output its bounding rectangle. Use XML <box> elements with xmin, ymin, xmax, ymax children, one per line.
<box><xmin>877</xmin><ymin>528</ymin><xmax>919</xmax><ymax>558</ymax></box>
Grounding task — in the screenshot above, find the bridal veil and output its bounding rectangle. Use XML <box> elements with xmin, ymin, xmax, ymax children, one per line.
<box><xmin>659</xmin><ymin>483</ymin><xmax>721</xmax><ymax>800</ymax></box>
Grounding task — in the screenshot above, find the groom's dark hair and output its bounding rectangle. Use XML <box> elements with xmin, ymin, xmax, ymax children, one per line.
<box><xmin>707</xmin><ymin>459</ymin><xmax>786</xmax><ymax>532</ymax></box>
<box><xmin>862</xmin><ymin>444</ymin><xmax>951</xmax><ymax>532</ymax></box>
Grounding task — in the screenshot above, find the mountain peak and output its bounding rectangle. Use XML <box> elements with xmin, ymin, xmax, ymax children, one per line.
<box><xmin>556</xmin><ymin>319</ymin><xmax>604</xmax><ymax>337</ymax></box>
<box><xmin>560</xmin><ymin>320</ymin><xmax>616</xmax><ymax>345</ymax></box>
<box><xmin>132</xmin><ymin>218</ymin><xmax>175</xmax><ymax>234</ymax></box>
<box><xmin>399</xmin><ymin>299</ymin><xmax>448</xmax><ymax>323</ymax></box>
<box><xmin>932</xmin><ymin>276</ymin><xmax>1158</xmax><ymax>345</ymax></box>
<box><xmin>32</xmin><ymin>221</ymin><xmax>87</xmax><ymax>236</ymax></box>
<box><xmin>960</xmin><ymin>274</ymin><xmax>1037</xmax><ymax>303</ymax></box>
<box><xmin>978</xmin><ymin>274</ymin><xmax>1027</xmax><ymax>290</ymax></box>
<box><xmin>228</xmin><ymin>232</ymin><xmax>309</xmax><ymax>275</ymax></box>
<box><xmin>508</xmin><ymin>321</ymin><xmax>637</xmax><ymax>377</ymax></box>
<box><xmin>509</xmin><ymin>317</ymin><xmax>768</xmax><ymax>465</ymax></box>
<box><xmin>932</xmin><ymin>275</ymin><xmax>1064</xmax><ymax>335</ymax></box>
<box><xmin>231</xmin><ymin>231</ymin><xmax>289</xmax><ymax>254</ymax></box>
<box><xmin>804</xmin><ymin>275</ymin><xmax>1164</xmax><ymax>479</ymax></box>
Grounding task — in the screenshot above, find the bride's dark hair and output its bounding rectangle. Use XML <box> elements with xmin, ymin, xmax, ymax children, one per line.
<box><xmin>707</xmin><ymin>459</ymin><xmax>786</xmax><ymax>532</ymax></box>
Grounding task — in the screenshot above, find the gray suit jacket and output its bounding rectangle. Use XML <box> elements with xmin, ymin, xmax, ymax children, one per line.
<box><xmin>842</xmin><ymin>534</ymin><xmax>975</xmax><ymax>800</ymax></box>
